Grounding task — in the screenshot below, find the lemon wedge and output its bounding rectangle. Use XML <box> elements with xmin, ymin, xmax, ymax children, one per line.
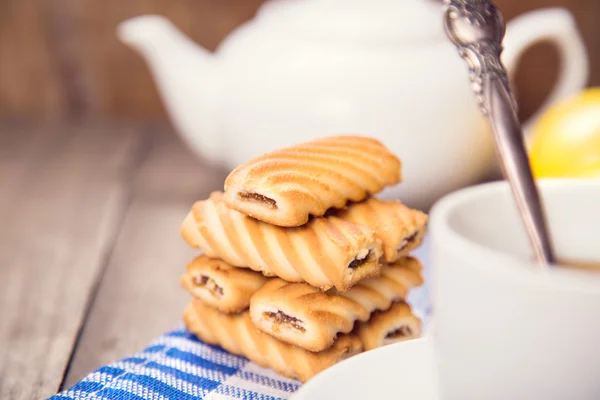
<box><xmin>529</xmin><ymin>88</ymin><xmax>600</xmax><ymax>179</ymax></box>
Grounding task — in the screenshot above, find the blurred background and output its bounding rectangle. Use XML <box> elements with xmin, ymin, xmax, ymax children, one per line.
<box><xmin>1</xmin><ymin>2</ymin><xmax>599</xmax><ymax>396</ymax></box>
<box><xmin>1</xmin><ymin>0</ymin><xmax>598</xmax><ymax>122</ymax></box>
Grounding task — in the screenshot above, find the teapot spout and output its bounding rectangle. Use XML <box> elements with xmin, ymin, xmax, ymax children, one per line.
<box><xmin>118</xmin><ymin>15</ymin><xmax>224</xmax><ymax>161</ymax></box>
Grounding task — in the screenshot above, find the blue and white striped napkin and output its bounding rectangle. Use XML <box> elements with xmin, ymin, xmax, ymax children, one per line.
<box><xmin>51</xmin><ymin>241</ymin><xmax>431</xmax><ymax>400</ymax></box>
<box><xmin>51</xmin><ymin>328</ymin><xmax>303</xmax><ymax>400</ymax></box>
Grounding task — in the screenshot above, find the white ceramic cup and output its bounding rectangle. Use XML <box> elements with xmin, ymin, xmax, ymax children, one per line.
<box><xmin>429</xmin><ymin>180</ymin><xmax>600</xmax><ymax>400</ymax></box>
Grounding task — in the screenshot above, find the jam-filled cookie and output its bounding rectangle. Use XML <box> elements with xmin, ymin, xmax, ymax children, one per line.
<box><xmin>357</xmin><ymin>301</ymin><xmax>421</xmax><ymax>351</ymax></box>
<box><xmin>181</xmin><ymin>192</ymin><xmax>383</xmax><ymax>291</ymax></box>
<box><xmin>184</xmin><ymin>300</ymin><xmax>362</xmax><ymax>382</ymax></box>
<box><xmin>249</xmin><ymin>257</ymin><xmax>423</xmax><ymax>352</ymax></box>
<box><xmin>223</xmin><ymin>136</ymin><xmax>402</xmax><ymax>227</ymax></box>
<box><xmin>335</xmin><ymin>197</ymin><xmax>428</xmax><ymax>263</ymax></box>
<box><xmin>180</xmin><ymin>255</ymin><xmax>268</xmax><ymax>313</ymax></box>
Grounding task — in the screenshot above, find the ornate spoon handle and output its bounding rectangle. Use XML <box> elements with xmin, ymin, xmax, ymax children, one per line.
<box><xmin>443</xmin><ymin>0</ymin><xmax>555</xmax><ymax>265</ymax></box>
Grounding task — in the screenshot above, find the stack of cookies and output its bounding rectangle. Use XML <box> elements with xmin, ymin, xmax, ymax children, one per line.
<box><xmin>179</xmin><ymin>136</ymin><xmax>428</xmax><ymax>382</ymax></box>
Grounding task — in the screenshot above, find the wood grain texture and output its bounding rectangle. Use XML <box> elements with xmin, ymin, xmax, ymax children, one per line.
<box><xmin>43</xmin><ymin>0</ymin><xmax>98</xmax><ymax>115</ymax></box>
<box><xmin>0</xmin><ymin>122</ymin><xmax>147</xmax><ymax>399</ymax></box>
<box><xmin>62</xmin><ymin>129</ymin><xmax>227</xmax><ymax>388</ymax></box>
<box><xmin>0</xmin><ymin>1</ymin><xmax>65</xmax><ymax>118</ymax></box>
<box><xmin>0</xmin><ymin>0</ymin><xmax>265</xmax><ymax>118</ymax></box>
<box><xmin>0</xmin><ymin>0</ymin><xmax>597</xmax><ymax>118</ymax></box>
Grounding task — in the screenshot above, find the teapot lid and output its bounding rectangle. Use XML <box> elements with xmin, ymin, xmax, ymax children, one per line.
<box><xmin>254</xmin><ymin>0</ymin><xmax>446</xmax><ymax>43</ymax></box>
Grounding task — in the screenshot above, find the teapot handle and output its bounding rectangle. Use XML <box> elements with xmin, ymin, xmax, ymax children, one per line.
<box><xmin>502</xmin><ymin>8</ymin><xmax>589</xmax><ymax>139</ymax></box>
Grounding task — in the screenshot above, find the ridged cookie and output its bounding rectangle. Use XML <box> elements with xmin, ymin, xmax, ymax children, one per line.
<box><xmin>184</xmin><ymin>300</ymin><xmax>362</xmax><ymax>382</ymax></box>
<box><xmin>336</xmin><ymin>197</ymin><xmax>428</xmax><ymax>263</ymax></box>
<box><xmin>223</xmin><ymin>136</ymin><xmax>402</xmax><ymax>227</ymax></box>
<box><xmin>357</xmin><ymin>301</ymin><xmax>421</xmax><ymax>351</ymax></box>
<box><xmin>180</xmin><ymin>255</ymin><xmax>268</xmax><ymax>313</ymax></box>
<box><xmin>181</xmin><ymin>192</ymin><xmax>383</xmax><ymax>291</ymax></box>
<box><xmin>250</xmin><ymin>257</ymin><xmax>423</xmax><ymax>352</ymax></box>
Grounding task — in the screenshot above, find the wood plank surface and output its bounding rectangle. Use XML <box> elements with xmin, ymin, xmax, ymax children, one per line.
<box><xmin>62</xmin><ymin>129</ymin><xmax>227</xmax><ymax>388</ymax></box>
<box><xmin>0</xmin><ymin>122</ymin><xmax>148</xmax><ymax>399</ymax></box>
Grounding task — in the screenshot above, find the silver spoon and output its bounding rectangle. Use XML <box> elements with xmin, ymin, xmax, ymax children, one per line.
<box><xmin>442</xmin><ymin>0</ymin><xmax>556</xmax><ymax>265</ymax></box>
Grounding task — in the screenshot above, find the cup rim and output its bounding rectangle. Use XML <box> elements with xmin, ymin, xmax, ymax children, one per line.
<box><xmin>429</xmin><ymin>179</ymin><xmax>600</xmax><ymax>292</ymax></box>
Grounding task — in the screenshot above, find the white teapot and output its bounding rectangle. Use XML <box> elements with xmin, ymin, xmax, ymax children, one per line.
<box><xmin>118</xmin><ymin>0</ymin><xmax>588</xmax><ymax>209</ymax></box>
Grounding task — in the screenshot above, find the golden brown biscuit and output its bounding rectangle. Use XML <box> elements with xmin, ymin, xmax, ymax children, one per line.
<box><xmin>336</xmin><ymin>197</ymin><xmax>428</xmax><ymax>262</ymax></box>
<box><xmin>184</xmin><ymin>300</ymin><xmax>363</xmax><ymax>382</ymax></box>
<box><xmin>223</xmin><ymin>136</ymin><xmax>402</xmax><ymax>227</ymax></box>
<box><xmin>180</xmin><ymin>255</ymin><xmax>268</xmax><ymax>313</ymax></box>
<box><xmin>357</xmin><ymin>301</ymin><xmax>421</xmax><ymax>351</ymax></box>
<box><xmin>250</xmin><ymin>257</ymin><xmax>423</xmax><ymax>352</ymax></box>
<box><xmin>181</xmin><ymin>192</ymin><xmax>383</xmax><ymax>291</ymax></box>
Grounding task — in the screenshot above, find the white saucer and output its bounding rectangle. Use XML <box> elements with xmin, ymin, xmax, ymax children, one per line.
<box><xmin>290</xmin><ymin>337</ymin><xmax>438</xmax><ymax>400</ymax></box>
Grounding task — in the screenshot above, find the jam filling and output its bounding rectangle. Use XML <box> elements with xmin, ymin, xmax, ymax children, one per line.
<box><xmin>238</xmin><ymin>191</ymin><xmax>277</xmax><ymax>209</ymax></box>
<box><xmin>193</xmin><ymin>274</ymin><xmax>224</xmax><ymax>298</ymax></box>
<box><xmin>264</xmin><ymin>311</ymin><xmax>305</xmax><ymax>332</ymax></box>
<box><xmin>385</xmin><ymin>325</ymin><xmax>413</xmax><ymax>339</ymax></box>
<box><xmin>397</xmin><ymin>231</ymin><xmax>420</xmax><ymax>252</ymax></box>
<box><xmin>348</xmin><ymin>250</ymin><xmax>372</xmax><ymax>269</ymax></box>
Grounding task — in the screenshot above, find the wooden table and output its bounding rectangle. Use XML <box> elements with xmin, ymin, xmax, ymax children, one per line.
<box><xmin>0</xmin><ymin>121</ymin><xmax>226</xmax><ymax>399</ymax></box>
